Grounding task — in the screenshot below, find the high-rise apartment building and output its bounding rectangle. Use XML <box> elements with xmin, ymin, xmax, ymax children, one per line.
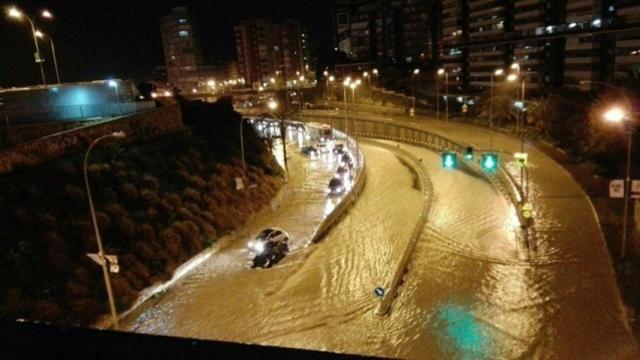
<box><xmin>437</xmin><ymin>0</ymin><xmax>640</xmax><ymax>94</ymax></box>
<box><xmin>160</xmin><ymin>7</ymin><xmax>205</xmax><ymax>93</ymax></box>
<box><xmin>234</xmin><ymin>19</ymin><xmax>309</xmax><ymax>89</ymax></box>
<box><xmin>335</xmin><ymin>1</ymin><xmax>639</xmax><ymax>95</ymax></box>
<box><xmin>332</xmin><ymin>0</ymin><xmax>430</xmax><ymax>65</ymax></box>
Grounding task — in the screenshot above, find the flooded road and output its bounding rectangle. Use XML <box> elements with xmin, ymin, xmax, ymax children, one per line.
<box><xmin>123</xmin><ymin>137</ymin><xmax>636</xmax><ymax>358</ymax></box>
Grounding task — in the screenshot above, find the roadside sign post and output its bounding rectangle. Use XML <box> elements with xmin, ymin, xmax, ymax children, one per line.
<box><xmin>610</xmin><ymin>179</ymin><xmax>625</xmax><ymax>198</ymax></box>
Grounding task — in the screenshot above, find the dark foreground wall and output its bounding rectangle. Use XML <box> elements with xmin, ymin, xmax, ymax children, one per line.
<box><xmin>0</xmin><ymin>321</ymin><xmax>372</xmax><ymax>360</ymax></box>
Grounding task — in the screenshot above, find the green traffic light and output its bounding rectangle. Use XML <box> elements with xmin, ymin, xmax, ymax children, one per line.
<box><xmin>442</xmin><ymin>152</ymin><xmax>458</xmax><ymax>169</ymax></box>
<box><xmin>482</xmin><ymin>153</ymin><xmax>498</xmax><ymax>172</ymax></box>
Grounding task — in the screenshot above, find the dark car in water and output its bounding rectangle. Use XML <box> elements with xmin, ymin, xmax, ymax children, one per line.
<box><xmin>248</xmin><ymin>228</ymin><xmax>290</xmax><ymax>268</ymax></box>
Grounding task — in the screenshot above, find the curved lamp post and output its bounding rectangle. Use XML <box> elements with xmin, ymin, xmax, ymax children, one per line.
<box><xmin>34</xmin><ymin>30</ymin><xmax>60</xmax><ymax>84</ymax></box>
<box><xmin>7</xmin><ymin>7</ymin><xmax>49</xmax><ymax>85</ymax></box>
<box><xmin>84</xmin><ymin>131</ymin><xmax>127</xmax><ymax>330</ymax></box>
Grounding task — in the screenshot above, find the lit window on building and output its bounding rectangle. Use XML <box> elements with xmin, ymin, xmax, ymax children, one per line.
<box><xmin>178</xmin><ymin>18</ymin><xmax>187</xmax><ymax>24</ymax></box>
<box><xmin>179</xmin><ymin>30</ymin><xmax>189</xmax><ymax>37</ymax></box>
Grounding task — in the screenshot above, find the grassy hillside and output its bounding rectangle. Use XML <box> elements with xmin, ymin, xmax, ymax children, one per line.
<box><xmin>0</xmin><ymin>98</ymin><xmax>283</xmax><ymax>325</ymax></box>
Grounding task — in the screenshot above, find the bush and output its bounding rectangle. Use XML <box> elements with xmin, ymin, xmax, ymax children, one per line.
<box><xmin>0</xmin><ymin>97</ymin><xmax>284</xmax><ymax>326</ymax></box>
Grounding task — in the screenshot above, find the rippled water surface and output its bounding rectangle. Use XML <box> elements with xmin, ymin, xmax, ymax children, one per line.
<box><xmin>123</xmin><ymin>136</ymin><xmax>637</xmax><ymax>359</ymax></box>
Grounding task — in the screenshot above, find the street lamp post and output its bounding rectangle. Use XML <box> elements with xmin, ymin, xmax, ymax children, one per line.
<box><xmin>239</xmin><ymin>117</ymin><xmax>248</xmax><ymax>179</ymax></box>
<box><xmin>84</xmin><ymin>131</ymin><xmax>127</xmax><ymax>330</ymax></box>
<box><xmin>412</xmin><ymin>69</ymin><xmax>420</xmax><ymax>116</ymax></box>
<box><xmin>490</xmin><ymin>68</ymin><xmax>504</xmax><ymax>151</ymax></box>
<box><xmin>510</xmin><ymin>63</ymin><xmax>521</xmax><ymax>132</ymax></box>
<box><xmin>299</xmin><ymin>75</ymin><xmax>305</xmax><ymax>111</ymax></box>
<box><xmin>108</xmin><ymin>80</ymin><xmax>122</xmax><ymax>115</ymax></box>
<box><xmin>7</xmin><ymin>7</ymin><xmax>47</xmax><ymax>85</ymax></box>
<box><xmin>436</xmin><ymin>73</ymin><xmax>440</xmax><ymax>120</ymax></box>
<box><xmin>592</xmin><ymin>81</ymin><xmax>637</xmax><ymax>258</ymax></box>
<box><xmin>35</xmin><ymin>30</ymin><xmax>61</xmax><ymax>84</ymax></box>
<box><xmin>603</xmin><ymin>106</ymin><xmax>634</xmax><ymax>258</ymax></box>
<box><xmin>350</xmin><ymin>82</ymin><xmax>360</xmax><ymax>168</ymax></box>
<box><xmin>343</xmin><ymin>79</ymin><xmax>351</xmax><ymax>155</ymax></box>
<box><xmin>438</xmin><ymin>68</ymin><xmax>449</xmax><ymax>122</ymax></box>
<box><xmin>507</xmin><ymin>72</ymin><xmax>527</xmax><ymax>193</ymax></box>
<box><xmin>268</xmin><ymin>99</ymin><xmax>288</xmax><ymax>175</ymax></box>
<box><xmin>364</xmin><ymin>71</ymin><xmax>371</xmax><ymax>89</ymax></box>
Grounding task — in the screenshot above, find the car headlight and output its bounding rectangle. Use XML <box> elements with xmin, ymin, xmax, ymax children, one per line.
<box><xmin>254</xmin><ymin>242</ymin><xmax>265</xmax><ymax>253</ymax></box>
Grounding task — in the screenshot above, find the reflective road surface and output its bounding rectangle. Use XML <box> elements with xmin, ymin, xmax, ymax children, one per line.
<box><xmin>123</xmin><ymin>138</ymin><xmax>637</xmax><ymax>359</ymax></box>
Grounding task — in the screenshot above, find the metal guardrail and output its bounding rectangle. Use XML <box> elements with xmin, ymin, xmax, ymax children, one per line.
<box><xmin>303</xmin><ymin>114</ymin><xmax>525</xmax><ymax>211</ymax></box>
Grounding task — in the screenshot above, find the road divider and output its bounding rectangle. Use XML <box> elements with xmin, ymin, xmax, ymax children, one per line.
<box><xmin>311</xmin><ymin>130</ymin><xmax>366</xmax><ymax>244</ymax></box>
<box><xmin>358</xmin><ymin>139</ymin><xmax>432</xmax><ymax>316</ymax></box>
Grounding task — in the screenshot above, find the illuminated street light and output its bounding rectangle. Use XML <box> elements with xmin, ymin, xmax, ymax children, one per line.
<box><xmin>600</xmin><ymin>102</ymin><xmax>634</xmax><ymax>258</ymax></box>
<box><xmin>603</xmin><ymin>107</ymin><xmax>627</xmax><ymax>123</ymax></box>
<box><xmin>108</xmin><ymin>80</ymin><xmax>123</xmax><ymax>115</ymax></box>
<box><xmin>413</xmin><ymin>68</ymin><xmax>420</xmax><ymax>75</ymax></box>
<box><xmin>507</xmin><ymin>73</ymin><xmax>518</xmax><ymax>82</ymax></box>
<box><xmin>7</xmin><ymin>7</ymin><xmax>22</xmax><ymax>18</ymax></box>
<box><xmin>437</xmin><ymin>68</ymin><xmax>449</xmax><ymax>122</ymax></box>
<box><xmin>268</xmin><ymin>99</ymin><xmax>278</xmax><ymax>111</ymax></box>
<box><xmin>489</xmin><ymin>68</ymin><xmax>505</xmax><ymax>150</ymax></box>
<box><xmin>41</xmin><ymin>9</ymin><xmax>53</xmax><ymax>19</ymax></box>
<box><xmin>6</xmin><ymin>6</ymin><xmax>47</xmax><ymax>84</ymax></box>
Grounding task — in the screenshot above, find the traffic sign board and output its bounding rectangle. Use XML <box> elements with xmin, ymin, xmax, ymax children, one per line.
<box><xmin>87</xmin><ymin>253</ymin><xmax>105</xmax><ymax>266</ymax></box>
<box><xmin>610</xmin><ymin>180</ymin><xmax>625</xmax><ymax>198</ymax></box>
<box><xmin>235</xmin><ymin>177</ymin><xmax>245</xmax><ymax>191</ymax></box>
<box><xmin>514</xmin><ymin>152</ymin><xmax>528</xmax><ymax>167</ymax></box>
<box><xmin>86</xmin><ymin>253</ymin><xmax>120</xmax><ymax>273</ymax></box>
<box><xmin>374</xmin><ymin>287</ymin><xmax>385</xmax><ymax>298</ymax></box>
<box><xmin>632</xmin><ymin>180</ymin><xmax>640</xmax><ymax>199</ymax></box>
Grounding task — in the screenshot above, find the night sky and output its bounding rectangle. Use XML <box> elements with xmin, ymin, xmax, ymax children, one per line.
<box><xmin>0</xmin><ymin>0</ymin><xmax>332</xmax><ymax>87</ymax></box>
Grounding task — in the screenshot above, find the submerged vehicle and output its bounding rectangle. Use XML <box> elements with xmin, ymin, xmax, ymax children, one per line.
<box><xmin>248</xmin><ymin>228</ymin><xmax>290</xmax><ymax>268</ymax></box>
<box><xmin>327</xmin><ymin>177</ymin><xmax>346</xmax><ymax>197</ymax></box>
